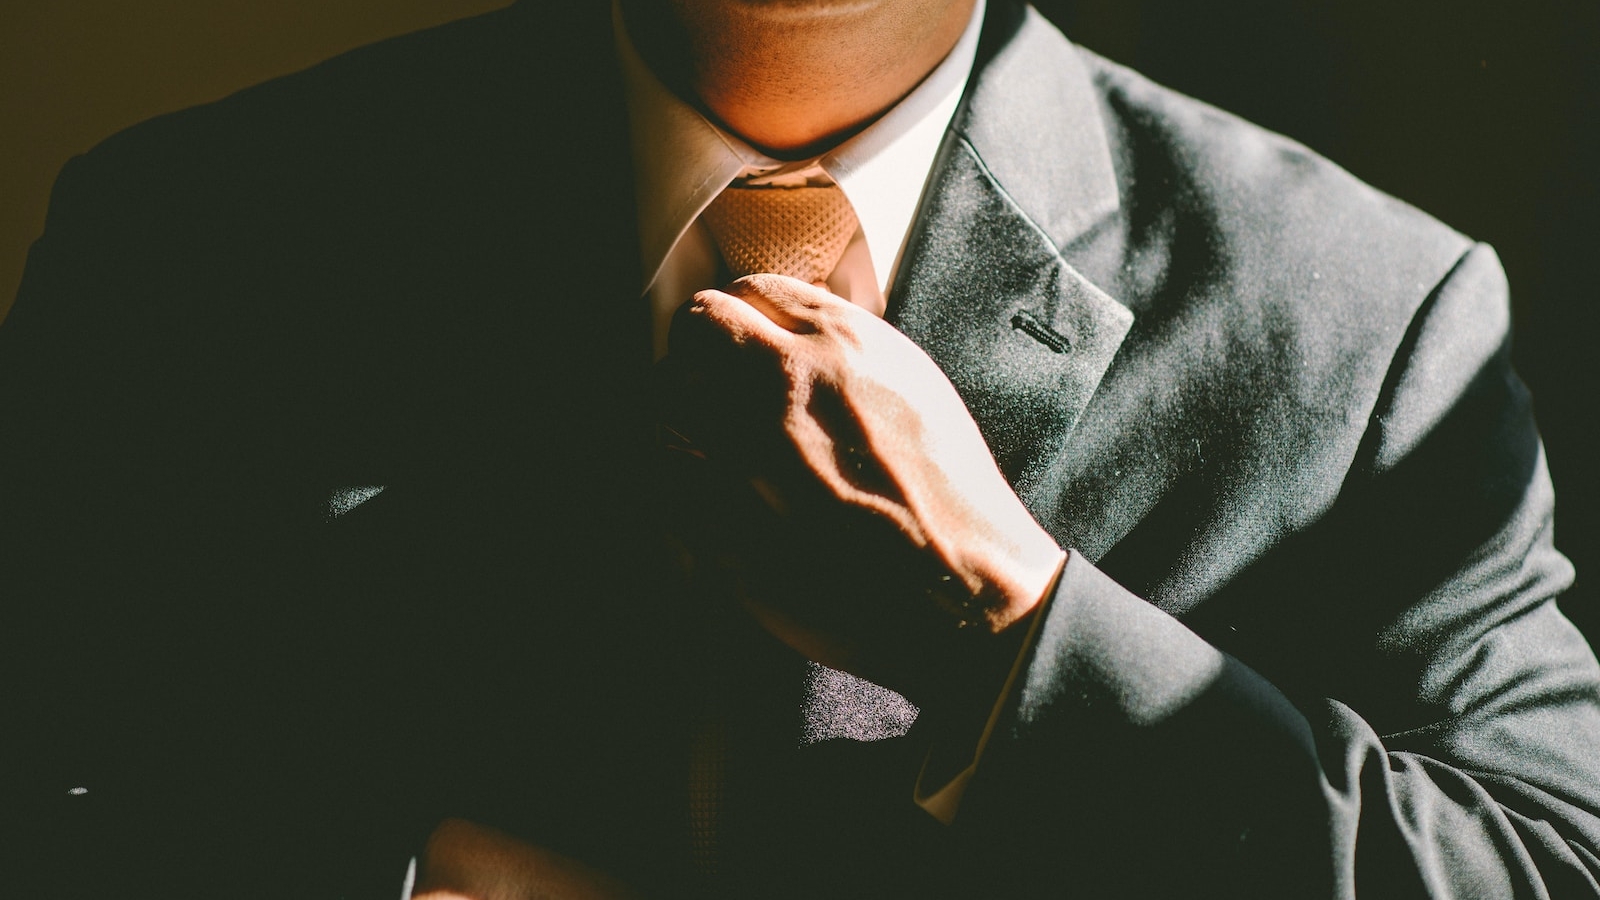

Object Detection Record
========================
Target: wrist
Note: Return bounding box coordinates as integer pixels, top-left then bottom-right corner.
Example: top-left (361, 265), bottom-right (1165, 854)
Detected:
top-left (952, 525), bottom-right (1065, 636)
top-left (985, 543), bottom-right (1068, 633)
top-left (914, 548), bottom-right (1062, 709)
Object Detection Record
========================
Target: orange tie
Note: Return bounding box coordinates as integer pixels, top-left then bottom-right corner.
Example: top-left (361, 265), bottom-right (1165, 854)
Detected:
top-left (701, 183), bottom-right (859, 284)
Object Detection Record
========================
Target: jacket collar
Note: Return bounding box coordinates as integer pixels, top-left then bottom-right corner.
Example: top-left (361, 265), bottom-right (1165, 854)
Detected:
top-left (888, 1), bottom-right (1131, 500)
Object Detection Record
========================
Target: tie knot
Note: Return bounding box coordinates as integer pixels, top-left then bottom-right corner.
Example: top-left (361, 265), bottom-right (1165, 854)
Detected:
top-left (701, 183), bottom-right (859, 285)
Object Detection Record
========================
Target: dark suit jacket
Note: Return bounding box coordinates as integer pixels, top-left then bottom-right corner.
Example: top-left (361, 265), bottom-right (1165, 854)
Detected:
top-left (5, 2), bottom-right (1599, 897)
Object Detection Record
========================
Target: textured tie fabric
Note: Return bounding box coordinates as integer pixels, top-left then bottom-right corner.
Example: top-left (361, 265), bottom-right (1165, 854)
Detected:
top-left (686, 716), bottom-right (727, 879)
top-left (684, 661), bottom-right (921, 884)
top-left (701, 183), bottom-right (860, 284)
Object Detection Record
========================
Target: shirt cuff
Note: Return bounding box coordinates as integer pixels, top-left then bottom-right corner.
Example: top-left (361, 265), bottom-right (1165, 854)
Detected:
top-left (911, 554), bottom-right (1064, 824)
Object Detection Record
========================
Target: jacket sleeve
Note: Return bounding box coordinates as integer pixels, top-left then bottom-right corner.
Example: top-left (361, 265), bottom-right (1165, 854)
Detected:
top-left (960, 244), bottom-right (1600, 898)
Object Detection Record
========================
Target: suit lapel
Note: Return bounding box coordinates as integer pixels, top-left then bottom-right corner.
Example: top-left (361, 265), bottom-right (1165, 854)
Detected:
top-left (888, 2), bottom-right (1131, 501)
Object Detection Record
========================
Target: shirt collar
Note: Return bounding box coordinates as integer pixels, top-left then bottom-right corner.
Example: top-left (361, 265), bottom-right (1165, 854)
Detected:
top-left (614, 0), bottom-right (987, 295)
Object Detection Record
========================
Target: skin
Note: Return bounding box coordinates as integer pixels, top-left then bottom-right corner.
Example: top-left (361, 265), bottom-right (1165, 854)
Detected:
top-left (413, 819), bottom-right (641, 900)
top-left (617, 0), bottom-right (978, 156)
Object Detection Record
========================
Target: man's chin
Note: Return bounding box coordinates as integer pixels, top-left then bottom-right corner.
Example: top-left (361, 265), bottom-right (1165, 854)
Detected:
top-left (685, 0), bottom-right (884, 19)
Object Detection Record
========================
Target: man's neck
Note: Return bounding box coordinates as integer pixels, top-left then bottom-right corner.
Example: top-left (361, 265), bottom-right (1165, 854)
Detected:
top-left (617, 0), bottom-right (977, 159)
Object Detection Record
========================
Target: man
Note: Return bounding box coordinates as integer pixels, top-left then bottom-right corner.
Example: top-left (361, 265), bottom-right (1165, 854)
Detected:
top-left (4, 1), bottom-right (1598, 898)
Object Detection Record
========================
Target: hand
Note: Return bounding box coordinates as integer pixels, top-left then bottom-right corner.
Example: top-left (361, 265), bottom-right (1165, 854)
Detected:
top-left (656, 274), bottom-right (1065, 703)
top-left (412, 818), bottom-right (641, 900)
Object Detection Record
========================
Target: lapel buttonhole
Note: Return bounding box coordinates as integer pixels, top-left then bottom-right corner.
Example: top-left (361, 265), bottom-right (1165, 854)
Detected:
top-left (1011, 309), bottom-right (1072, 353)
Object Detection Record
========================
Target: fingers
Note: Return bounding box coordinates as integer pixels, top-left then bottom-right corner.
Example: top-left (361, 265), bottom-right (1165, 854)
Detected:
top-left (694, 273), bottom-right (860, 341)
top-left (722, 273), bottom-right (831, 333)
top-left (415, 818), bottom-right (643, 900)
top-left (688, 286), bottom-right (794, 351)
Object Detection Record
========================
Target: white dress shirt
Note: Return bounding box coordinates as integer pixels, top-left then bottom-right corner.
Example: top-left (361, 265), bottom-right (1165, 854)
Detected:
top-left (613, 0), bottom-right (988, 359)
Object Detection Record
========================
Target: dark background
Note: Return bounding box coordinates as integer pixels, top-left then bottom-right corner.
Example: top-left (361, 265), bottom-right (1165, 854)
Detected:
top-left (5, 0), bottom-right (1598, 638)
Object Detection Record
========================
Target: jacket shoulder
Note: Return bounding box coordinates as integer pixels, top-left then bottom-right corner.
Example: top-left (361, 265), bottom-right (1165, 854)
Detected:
top-left (44, 2), bottom-right (604, 223)
top-left (1078, 47), bottom-right (1476, 318)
